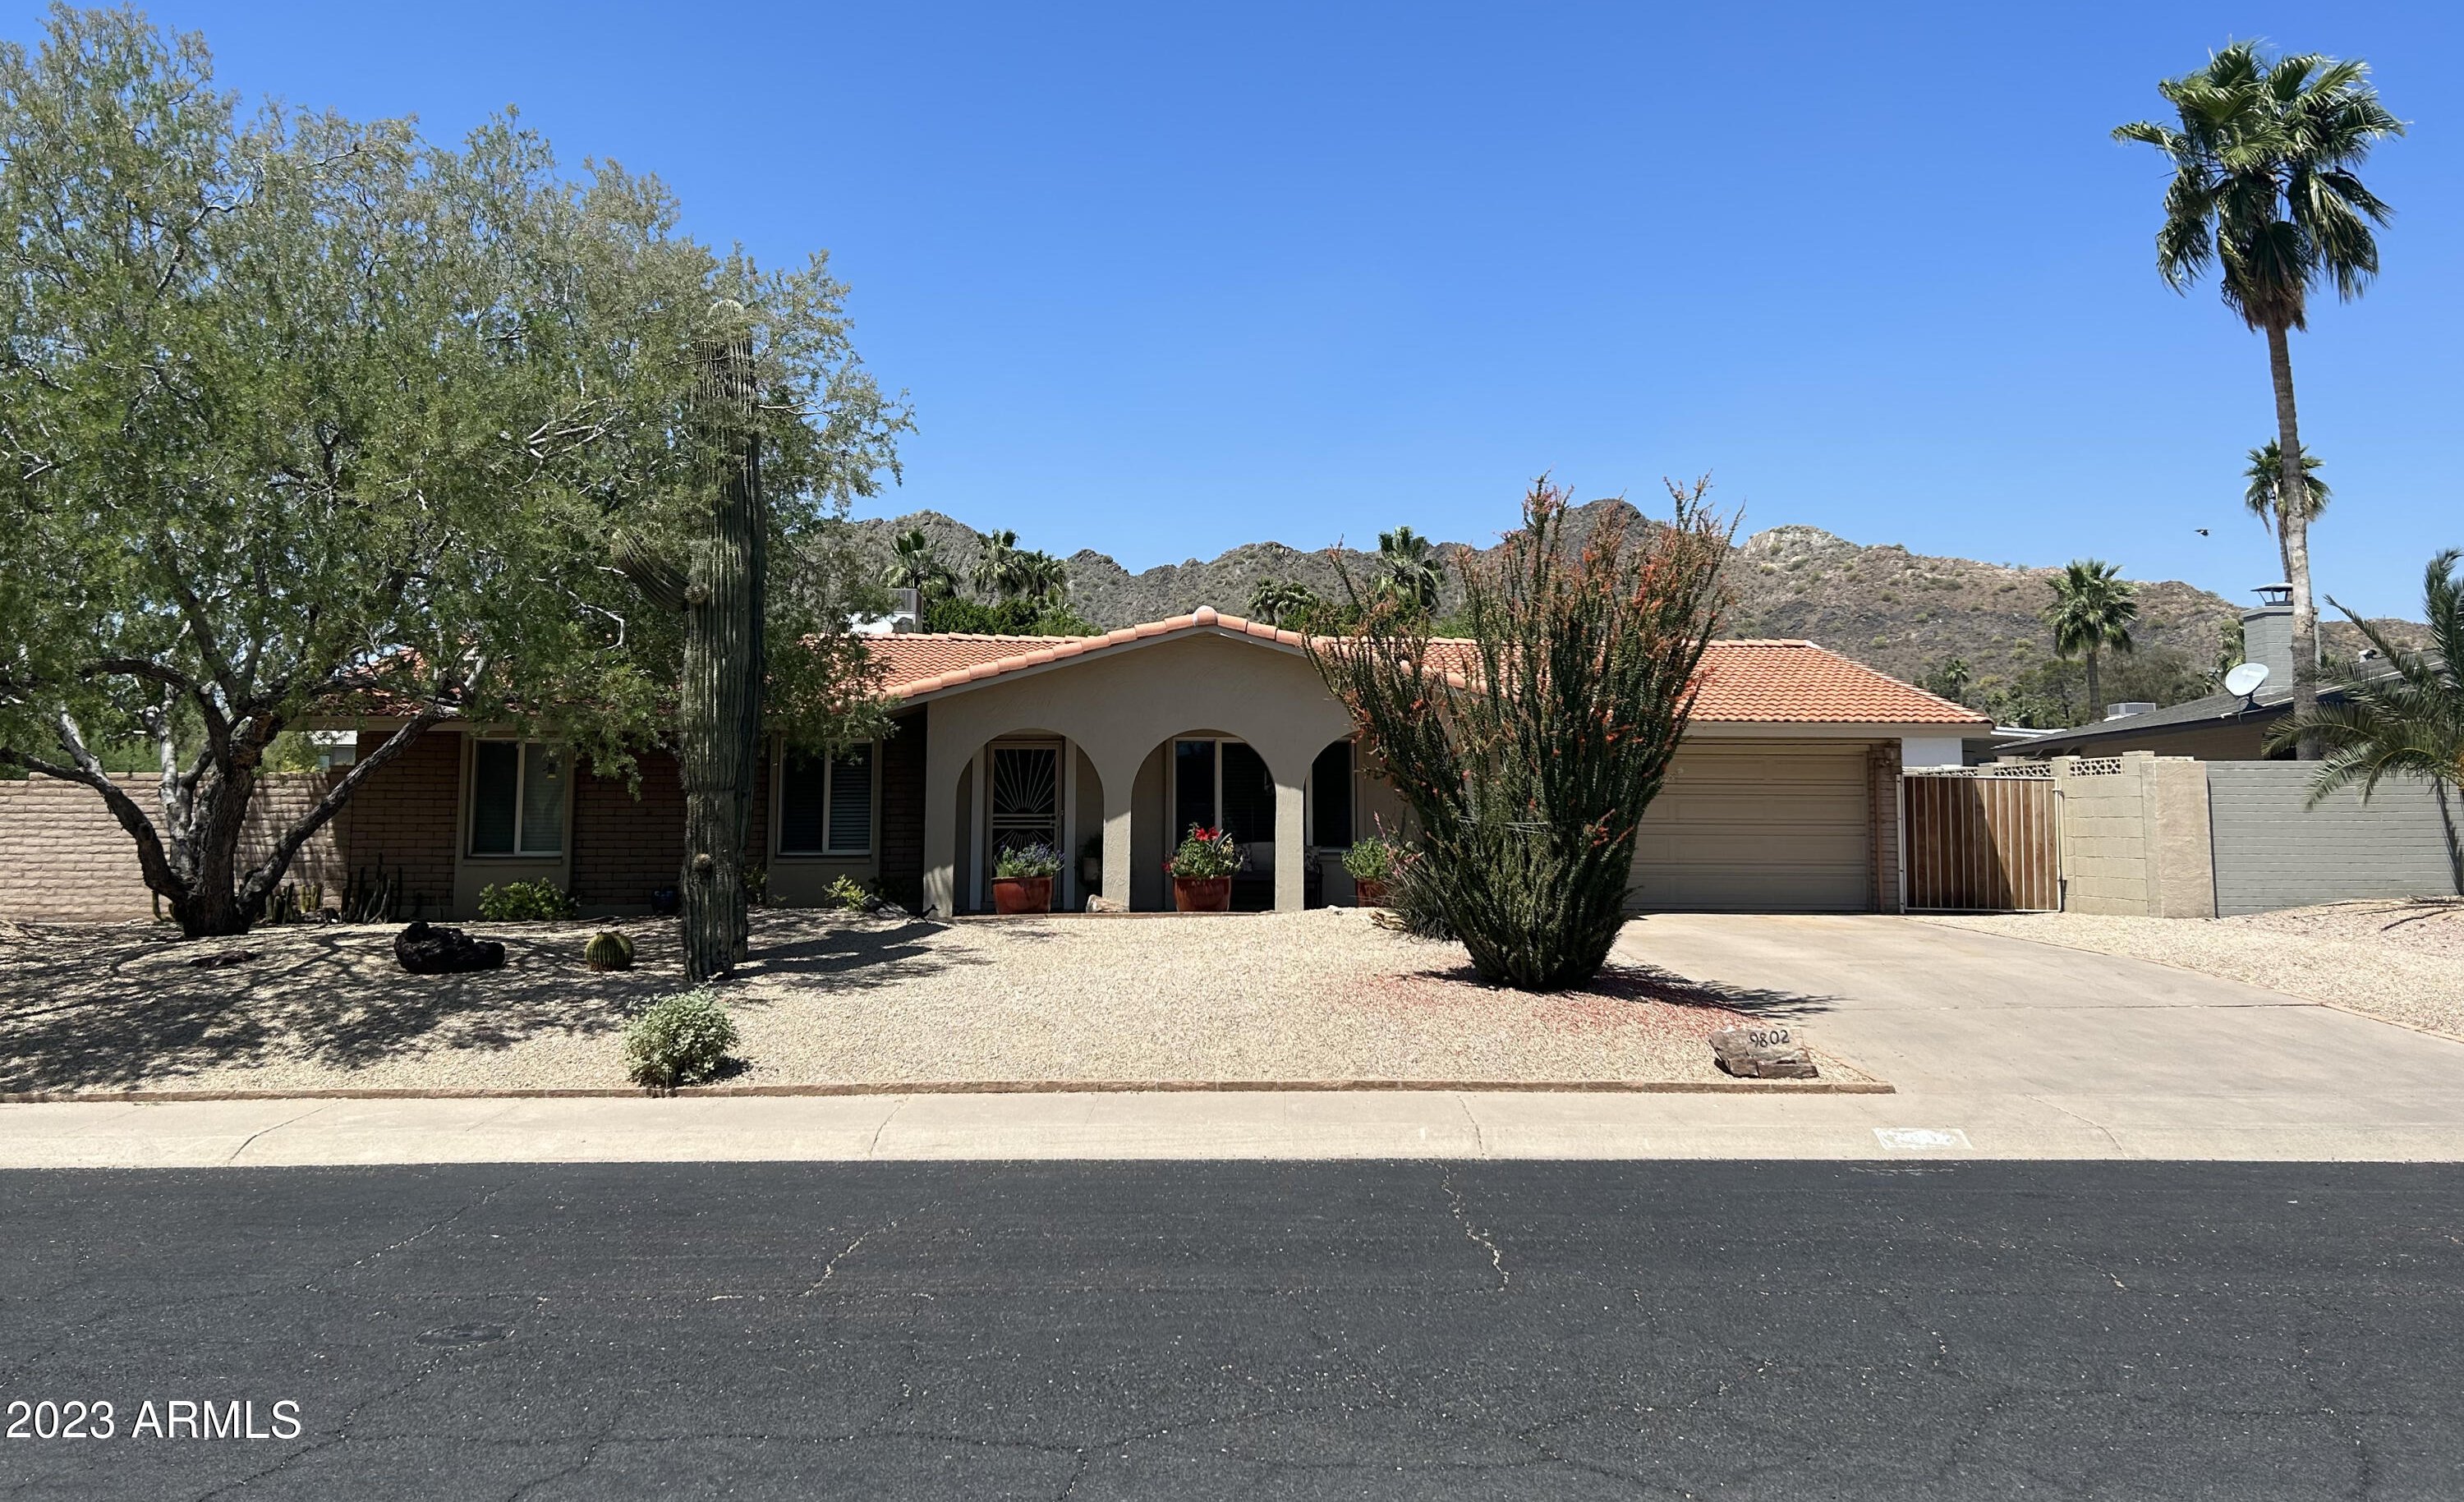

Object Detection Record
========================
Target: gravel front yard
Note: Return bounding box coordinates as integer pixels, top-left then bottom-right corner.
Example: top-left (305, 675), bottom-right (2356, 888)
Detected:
top-left (0, 910), bottom-right (1872, 1095)
top-left (1920, 899), bottom-right (2464, 1041)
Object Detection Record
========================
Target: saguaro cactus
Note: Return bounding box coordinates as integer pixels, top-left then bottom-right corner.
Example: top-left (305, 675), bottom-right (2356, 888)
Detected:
top-left (617, 304), bottom-right (767, 982)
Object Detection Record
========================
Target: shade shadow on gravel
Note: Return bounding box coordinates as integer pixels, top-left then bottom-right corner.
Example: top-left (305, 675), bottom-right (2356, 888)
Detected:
top-left (0, 911), bottom-right (963, 1092)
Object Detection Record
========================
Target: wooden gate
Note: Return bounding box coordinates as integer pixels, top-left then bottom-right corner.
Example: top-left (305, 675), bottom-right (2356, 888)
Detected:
top-left (1901, 769), bottom-right (2060, 912)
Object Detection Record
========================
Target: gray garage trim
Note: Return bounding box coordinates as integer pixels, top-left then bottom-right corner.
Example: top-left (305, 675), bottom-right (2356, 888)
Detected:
top-left (2207, 762), bottom-right (2463, 916)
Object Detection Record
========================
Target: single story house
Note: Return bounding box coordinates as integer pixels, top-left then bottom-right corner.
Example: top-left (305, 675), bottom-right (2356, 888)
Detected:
top-left (2020, 586), bottom-right (2401, 761)
top-left (323, 609), bottom-right (1986, 921)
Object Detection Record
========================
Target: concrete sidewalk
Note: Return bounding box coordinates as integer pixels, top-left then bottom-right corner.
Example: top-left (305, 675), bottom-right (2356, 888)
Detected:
top-left (7, 914), bottom-right (2464, 1166)
top-left (7, 1081), bottom-right (2464, 1166)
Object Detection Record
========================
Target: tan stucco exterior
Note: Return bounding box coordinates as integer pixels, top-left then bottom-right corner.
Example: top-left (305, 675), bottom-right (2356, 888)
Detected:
top-left (917, 629), bottom-right (1356, 916)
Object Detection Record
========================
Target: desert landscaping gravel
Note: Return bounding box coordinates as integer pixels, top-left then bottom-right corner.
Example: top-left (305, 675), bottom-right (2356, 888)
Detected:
top-left (1920, 899), bottom-right (2464, 1042)
top-left (0, 909), bottom-right (1869, 1095)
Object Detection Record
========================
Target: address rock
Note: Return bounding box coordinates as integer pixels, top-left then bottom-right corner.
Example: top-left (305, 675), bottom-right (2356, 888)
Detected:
top-left (1712, 1023), bottom-right (1818, 1079)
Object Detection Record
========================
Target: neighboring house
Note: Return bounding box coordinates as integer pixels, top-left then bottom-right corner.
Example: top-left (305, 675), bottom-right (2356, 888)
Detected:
top-left (0, 609), bottom-right (1987, 923)
top-left (2020, 585), bottom-right (2393, 760)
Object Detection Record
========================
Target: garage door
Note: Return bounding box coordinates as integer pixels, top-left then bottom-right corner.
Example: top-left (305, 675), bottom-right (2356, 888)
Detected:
top-left (1628, 742), bottom-right (1873, 912)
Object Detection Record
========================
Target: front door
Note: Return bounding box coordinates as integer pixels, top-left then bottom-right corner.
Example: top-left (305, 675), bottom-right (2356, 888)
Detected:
top-left (986, 743), bottom-right (1060, 892)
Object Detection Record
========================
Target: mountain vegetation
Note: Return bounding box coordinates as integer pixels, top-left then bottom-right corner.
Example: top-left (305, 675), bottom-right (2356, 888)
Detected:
top-left (848, 502), bottom-right (2421, 728)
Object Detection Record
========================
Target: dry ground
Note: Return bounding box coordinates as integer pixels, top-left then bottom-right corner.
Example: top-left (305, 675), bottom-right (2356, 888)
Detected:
top-left (1920, 898), bottom-right (2464, 1042)
top-left (0, 909), bottom-right (1868, 1095)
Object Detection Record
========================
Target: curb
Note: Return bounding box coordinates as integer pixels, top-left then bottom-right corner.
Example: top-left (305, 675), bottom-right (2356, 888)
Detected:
top-left (0, 1076), bottom-right (1894, 1105)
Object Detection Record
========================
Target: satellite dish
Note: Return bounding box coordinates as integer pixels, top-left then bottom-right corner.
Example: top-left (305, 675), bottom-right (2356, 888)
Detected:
top-left (2223, 661), bottom-right (2269, 697)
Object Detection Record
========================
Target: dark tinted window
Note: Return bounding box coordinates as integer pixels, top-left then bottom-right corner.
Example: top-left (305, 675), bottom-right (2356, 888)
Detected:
top-left (1311, 741), bottom-right (1354, 847)
top-left (471, 741), bottom-right (519, 854)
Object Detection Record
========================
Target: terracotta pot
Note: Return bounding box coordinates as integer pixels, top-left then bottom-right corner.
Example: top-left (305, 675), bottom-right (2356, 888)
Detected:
top-left (1353, 879), bottom-right (1390, 907)
top-left (990, 875), bottom-right (1052, 915)
top-left (1171, 875), bottom-right (1232, 912)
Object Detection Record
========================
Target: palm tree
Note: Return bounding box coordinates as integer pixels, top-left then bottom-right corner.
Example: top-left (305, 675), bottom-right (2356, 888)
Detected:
top-left (883, 527), bottom-right (955, 603)
top-left (2046, 559), bottom-right (2140, 718)
top-left (1011, 549), bottom-right (1069, 607)
top-left (1375, 526), bottom-right (1443, 613)
top-left (972, 528), bottom-right (1027, 600)
top-left (2116, 44), bottom-right (2403, 756)
top-left (1246, 577), bottom-right (1318, 627)
top-left (2273, 552), bottom-right (2464, 839)
top-left (2241, 439), bottom-right (2330, 542)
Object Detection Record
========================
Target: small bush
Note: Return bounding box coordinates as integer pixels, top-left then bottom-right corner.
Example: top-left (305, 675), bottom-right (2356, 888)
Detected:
top-left (995, 840), bottom-right (1060, 879)
top-left (476, 880), bottom-right (577, 921)
top-left (1373, 850), bottom-right (1459, 943)
top-left (582, 930), bottom-right (634, 971)
top-left (623, 988), bottom-right (738, 1090)
top-left (825, 875), bottom-right (874, 912)
top-left (1340, 834), bottom-right (1400, 884)
top-left (744, 863), bottom-right (770, 907)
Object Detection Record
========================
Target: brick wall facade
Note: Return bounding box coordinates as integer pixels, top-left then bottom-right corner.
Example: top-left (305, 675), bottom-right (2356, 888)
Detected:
top-left (0, 771), bottom-right (347, 922)
top-left (572, 751), bottom-right (687, 908)
top-left (330, 730), bottom-right (462, 920)
top-left (878, 710), bottom-right (927, 912)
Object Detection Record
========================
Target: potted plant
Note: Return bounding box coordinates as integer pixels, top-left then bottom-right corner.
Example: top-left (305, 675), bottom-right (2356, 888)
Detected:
top-left (1080, 834), bottom-right (1103, 888)
top-left (1165, 824), bottom-right (1243, 912)
top-left (1341, 834), bottom-right (1400, 906)
top-left (991, 840), bottom-right (1060, 915)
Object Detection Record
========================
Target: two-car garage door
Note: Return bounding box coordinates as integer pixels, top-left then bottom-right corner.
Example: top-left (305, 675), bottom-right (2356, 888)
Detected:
top-left (1627, 742), bottom-right (1874, 912)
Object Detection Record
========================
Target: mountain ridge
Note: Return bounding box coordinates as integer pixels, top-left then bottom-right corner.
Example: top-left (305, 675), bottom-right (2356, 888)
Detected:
top-left (847, 503), bottom-right (2418, 701)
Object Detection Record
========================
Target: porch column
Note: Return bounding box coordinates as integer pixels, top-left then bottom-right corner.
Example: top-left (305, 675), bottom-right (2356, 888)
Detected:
top-left (922, 740), bottom-right (966, 920)
top-left (1101, 768), bottom-right (1137, 911)
top-left (1273, 770), bottom-right (1306, 912)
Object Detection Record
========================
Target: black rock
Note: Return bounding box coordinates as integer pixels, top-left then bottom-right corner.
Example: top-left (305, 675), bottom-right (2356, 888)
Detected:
top-left (393, 921), bottom-right (506, 976)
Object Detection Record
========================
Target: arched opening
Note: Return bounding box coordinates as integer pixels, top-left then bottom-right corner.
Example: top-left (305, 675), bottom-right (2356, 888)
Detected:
top-left (947, 728), bottom-right (1104, 914)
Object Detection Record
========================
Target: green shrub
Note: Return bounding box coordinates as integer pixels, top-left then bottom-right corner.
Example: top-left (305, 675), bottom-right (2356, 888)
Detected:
top-left (476, 880), bottom-right (577, 921)
top-left (623, 989), bottom-right (738, 1089)
top-left (743, 863), bottom-right (770, 907)
top-left (825, 875), bottom-right (874, 912)
top-left (1340, 834), bottom-right (1400, 883)
top-left (1374, 849), bottom-right (1458, 942)
top-left (582, 930), bottom-right (634, 971)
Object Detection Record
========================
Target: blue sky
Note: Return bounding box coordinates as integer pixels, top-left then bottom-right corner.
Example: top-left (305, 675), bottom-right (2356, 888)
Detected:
top-left (30, 1), bottom-right (2462, 616)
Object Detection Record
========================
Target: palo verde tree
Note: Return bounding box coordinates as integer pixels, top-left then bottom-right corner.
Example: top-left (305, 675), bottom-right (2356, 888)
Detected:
top-left (0, 8), bottom-right (902, 941)
top-left (2116, 42), bottom-right (2402, 756)
top-left (1309, 479), bottom-right (1731, 990)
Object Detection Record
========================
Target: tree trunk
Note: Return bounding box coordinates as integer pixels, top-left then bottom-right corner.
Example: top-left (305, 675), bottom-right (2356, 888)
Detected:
top-left (2084, 651), bottom-right (2102, 723)
top-left (2264, 322), bottom-right (2321, 759)
top-left (675, 316), bottom-right (766, 983)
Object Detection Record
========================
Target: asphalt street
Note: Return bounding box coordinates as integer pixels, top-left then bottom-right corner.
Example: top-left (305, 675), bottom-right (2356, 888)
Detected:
top-left (2, 1160), bottom-right (2461, 1500)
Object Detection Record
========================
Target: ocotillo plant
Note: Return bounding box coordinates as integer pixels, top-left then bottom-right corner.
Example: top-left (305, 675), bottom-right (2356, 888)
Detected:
top-left (1308, 478), bottom-right (1731, 990)
top-left (616, 304), bottom-right (768, 982)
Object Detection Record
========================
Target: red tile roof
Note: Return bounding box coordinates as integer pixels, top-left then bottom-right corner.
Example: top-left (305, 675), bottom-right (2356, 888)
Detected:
top-left (862, 609), bottom-right (1984, 726)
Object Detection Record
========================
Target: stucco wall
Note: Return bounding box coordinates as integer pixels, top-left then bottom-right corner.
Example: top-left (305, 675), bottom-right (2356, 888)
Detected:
top-left (918, 630), bottom-right (1359, 915)
top-left (2043, 752), bottom-right (2215, 918)
top-left (0, 771), bottom-right (346, 922)
top-left (2208, 762), bottom-right (2462, 915)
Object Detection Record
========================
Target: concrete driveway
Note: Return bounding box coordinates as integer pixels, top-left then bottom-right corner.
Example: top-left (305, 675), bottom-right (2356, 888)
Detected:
top-left (1615, 912), bottom-right (2464, 1158)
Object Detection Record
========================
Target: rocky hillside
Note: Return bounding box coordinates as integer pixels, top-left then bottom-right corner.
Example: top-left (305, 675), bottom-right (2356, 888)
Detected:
top-left (848, 503), bottom-right (2416, 688)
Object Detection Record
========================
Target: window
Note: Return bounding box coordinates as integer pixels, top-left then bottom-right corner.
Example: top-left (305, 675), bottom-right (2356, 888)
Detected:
top-left (470, 741), bottom-right (567, 856)
top-left (1311, 741), bottom-right (1354, 847)
top-left (779, 742), bottom-right (876, 856)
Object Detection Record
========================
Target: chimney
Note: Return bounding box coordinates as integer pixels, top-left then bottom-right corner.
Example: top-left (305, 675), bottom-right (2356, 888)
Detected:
top-left (2236, 583), bottom-right (2298, 691)
top-left (888, 587), bottom-right (921, 633)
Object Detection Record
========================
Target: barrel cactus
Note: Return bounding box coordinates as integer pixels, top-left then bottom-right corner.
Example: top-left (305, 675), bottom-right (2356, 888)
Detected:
top-left (583, 930), bottom-right (635, 972)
